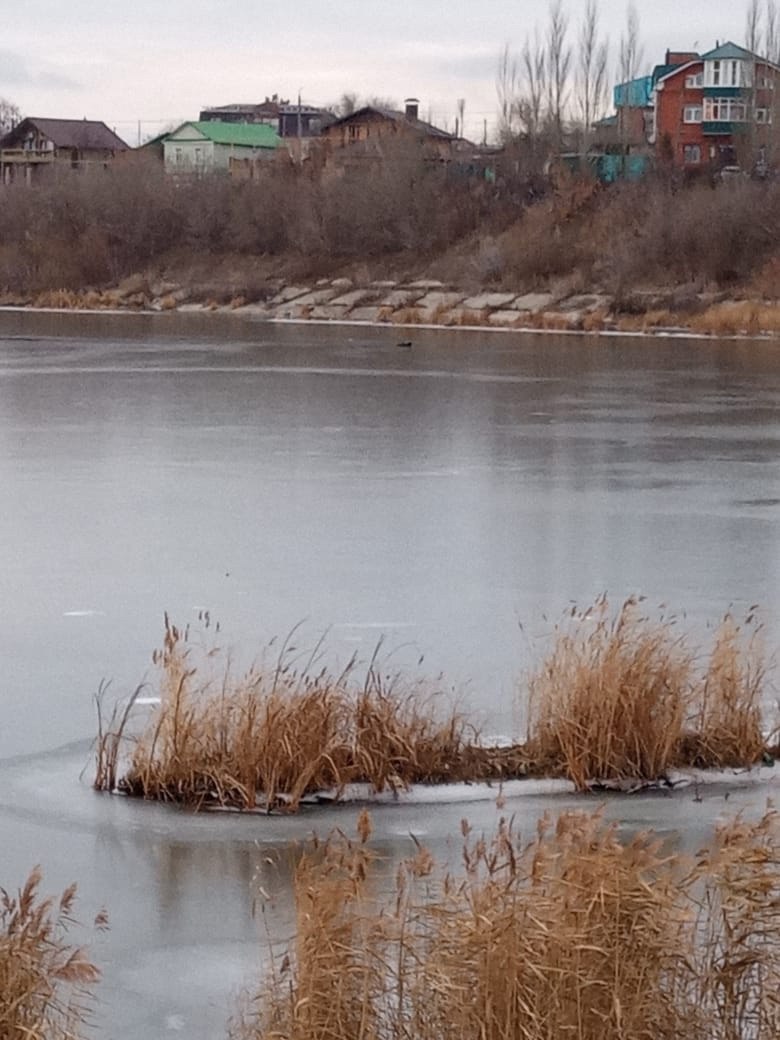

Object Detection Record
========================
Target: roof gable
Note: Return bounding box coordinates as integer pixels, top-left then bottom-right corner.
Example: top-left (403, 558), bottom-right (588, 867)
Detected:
top-left (166, 121), bottom-right (280, 148)
top-left (1, 117), bottom-right (128, 151)
top-left (327, 106), bottom-right (454, 140)
top-left (189, 121), bottom-right (279, 147)
top-left (701, 41), bottom-right (755, 61)
top-left (654, 59), bottom-right (702, 88)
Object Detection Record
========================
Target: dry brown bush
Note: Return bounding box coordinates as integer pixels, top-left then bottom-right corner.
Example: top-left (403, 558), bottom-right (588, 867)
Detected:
top-left (233, 807), bottom-right (780, 1040)
top-left (0, 869), bottom-right (103, 1040)
top-left (5, 160), bottom-right (780, 300)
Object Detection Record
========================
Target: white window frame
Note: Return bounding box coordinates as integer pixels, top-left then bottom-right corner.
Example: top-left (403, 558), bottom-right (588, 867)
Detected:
top-left (756, 107), bottom-right (772, 123)
top-left (709, 60), bottom-right (721, 86)
top-left (703, 97), bottom-right (749, 122)
top-left (685, 73), bottom-right (703, 88)
top-left (683, 105), bottom-right (703, 123)
top-left (683, 143), bottom-right (701, 164)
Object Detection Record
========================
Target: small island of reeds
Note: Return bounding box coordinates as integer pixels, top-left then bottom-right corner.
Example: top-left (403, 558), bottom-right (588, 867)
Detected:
top-left (94, 598), bottom-right (778, 811)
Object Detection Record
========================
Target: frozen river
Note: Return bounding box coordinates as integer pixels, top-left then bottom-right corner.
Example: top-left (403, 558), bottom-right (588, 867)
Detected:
top-left (0, 311), bottom-right (778, 1037)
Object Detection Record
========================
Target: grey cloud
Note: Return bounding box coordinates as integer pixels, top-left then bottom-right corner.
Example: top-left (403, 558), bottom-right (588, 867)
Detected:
top-left (0, 49), bottom-right (80, 90)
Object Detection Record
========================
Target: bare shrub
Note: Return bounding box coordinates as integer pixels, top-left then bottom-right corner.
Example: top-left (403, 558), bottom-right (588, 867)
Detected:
top-left (0, 869), bottom-right (103, 1040)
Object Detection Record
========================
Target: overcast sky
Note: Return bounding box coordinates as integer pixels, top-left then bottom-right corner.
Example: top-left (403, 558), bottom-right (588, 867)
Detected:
top-left (1, 1), bottom-right (756, 145)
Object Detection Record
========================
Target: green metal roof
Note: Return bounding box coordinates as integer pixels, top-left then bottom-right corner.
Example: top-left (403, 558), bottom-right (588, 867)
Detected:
top-left (701, 41), bottom-right (755, 61)
top-left (173, 121), bottom-right (280, 148)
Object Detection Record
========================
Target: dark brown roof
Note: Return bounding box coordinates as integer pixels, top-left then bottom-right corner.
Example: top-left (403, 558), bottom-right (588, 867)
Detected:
top-left (327, 106), bottom-right (455, 140)
top-left (1, 117), bottom-right (128, 151)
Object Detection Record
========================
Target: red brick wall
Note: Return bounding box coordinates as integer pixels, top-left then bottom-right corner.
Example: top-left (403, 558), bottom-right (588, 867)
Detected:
top-left (655, 62), bottom-right (705, 165)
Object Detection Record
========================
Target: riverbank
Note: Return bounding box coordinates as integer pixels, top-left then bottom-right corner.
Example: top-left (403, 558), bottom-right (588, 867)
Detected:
top-left (4, 273), bottom-right (780, 340)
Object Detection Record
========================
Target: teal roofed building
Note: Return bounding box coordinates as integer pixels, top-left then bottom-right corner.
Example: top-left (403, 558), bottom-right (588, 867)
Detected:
top-left (162, 121), bottom-right (280, 175)
top-left (613, 75), bottom-right (653, 109)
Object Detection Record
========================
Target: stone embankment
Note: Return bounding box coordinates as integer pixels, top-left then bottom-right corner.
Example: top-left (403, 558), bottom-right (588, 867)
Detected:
top-left (5, 275), bottom-right (780, 337)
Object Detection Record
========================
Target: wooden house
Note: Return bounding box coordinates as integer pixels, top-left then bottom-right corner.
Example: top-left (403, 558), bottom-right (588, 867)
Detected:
top-left (0, 117), bottom-right (128, 184)
top-left (319, 99), bottom-right (461, 164)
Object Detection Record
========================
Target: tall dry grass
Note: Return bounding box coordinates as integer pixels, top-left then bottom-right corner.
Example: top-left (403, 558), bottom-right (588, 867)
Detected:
top-left (527, 598), bottom-right (772, 788)
top-left (684, 613), bottom-right (768, 767)
top-left (0, 868), bottom-right (104, 1040)
top-left (95, 604), bottom-right (775, 809)
top-left (527, 596), bottom-right (693, 787)
top-left (233, 807), bottom-right (780, 1040)
top-left (95, 615), bottom-right (492, 810)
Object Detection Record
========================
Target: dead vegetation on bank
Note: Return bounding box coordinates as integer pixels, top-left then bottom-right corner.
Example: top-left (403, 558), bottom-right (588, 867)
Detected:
top-left (0, 869), bottom-right (104, 1040)
top-left (94, 600), bottom-right (777, 810)
top-left (6, 153), bottom-right (780, 318)
top-left (231, 806), bottom-right (780, 1040)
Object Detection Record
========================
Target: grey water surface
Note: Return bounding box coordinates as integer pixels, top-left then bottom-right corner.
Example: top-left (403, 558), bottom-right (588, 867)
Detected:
top-left (0, 311), bottom-right (778, 1039)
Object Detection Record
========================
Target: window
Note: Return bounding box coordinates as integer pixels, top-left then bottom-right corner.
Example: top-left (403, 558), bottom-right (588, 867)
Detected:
top-left (683, 105), bottom-right (703, 123)
top-left (683, 144), bottom-right (701, 164)
top-left (756, 107), bottom-right (772, 123)
top-left (175, 147), bottom-right (183, 164)
top-left (728, 60), bottom-right (739, 85)
top-left (685, 73), bottom-right (703, 88)
top-left (348, 124), bottom-right (360, 140)
top-left (703, 98), bottom-right (748, 121)
top-left (758, 76), bottom-right (774, 89)
top-left (711, 60), bottom-right (721, 85)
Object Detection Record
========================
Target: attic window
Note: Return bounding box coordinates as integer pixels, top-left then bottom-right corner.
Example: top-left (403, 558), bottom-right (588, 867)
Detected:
top-left (685, 73), bottom-right (703, 88)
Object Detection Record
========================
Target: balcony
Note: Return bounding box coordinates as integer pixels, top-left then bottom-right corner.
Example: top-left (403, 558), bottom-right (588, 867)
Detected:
top-left (0, 147), bottom-right (56, 164)
top-left (702, 121), bottom-right (748, 135)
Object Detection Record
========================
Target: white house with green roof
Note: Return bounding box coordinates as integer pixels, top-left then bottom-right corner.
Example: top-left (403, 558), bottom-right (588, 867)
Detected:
top-left (162, 121), bottom-right (280, 174)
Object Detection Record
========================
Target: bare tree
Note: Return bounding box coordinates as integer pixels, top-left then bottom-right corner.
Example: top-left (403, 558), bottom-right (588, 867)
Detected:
top-left (577, 0), bottom-right (609, 149)
top-left (456, 98), bottom-right (465, 139)
top-left (546, 0), bottom-right (572, 147)
top-left (618, 2), bottom-right (644, 86)
top-left (746, 0), bottom-right (763, 54)
top-left (496, 43), bottom-right (520, 142)
top-left (765, 1), bottom-right (779, 61)
top-left (520, 28), bottom-right (548, 139)
top-left (0, 97), bottom-right (22, 136)
top-left (337, 92), bottom-right (359, 117)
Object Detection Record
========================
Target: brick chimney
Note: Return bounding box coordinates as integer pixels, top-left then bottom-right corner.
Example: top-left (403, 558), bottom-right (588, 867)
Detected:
top-left (404, 98), bottom-right (419, 121)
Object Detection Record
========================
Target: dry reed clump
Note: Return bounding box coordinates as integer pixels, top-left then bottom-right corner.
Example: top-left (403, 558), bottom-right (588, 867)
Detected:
top-left (0, 868), bottom-right (104, 1040)
top-left (682, 613), bottom-right (768, 768)
top-left (527, 598), bottom-right (772, 788)
top-left (527, 596), bottom-right (693, 788)
top-left (95, 616), bottom-right (490, 811)
top-left (688, 300), bottom-right (780, 336)
top-left (233, 807), bottom-right (780, 1040)
top-left (95, 604), bottom-right (775, 810)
